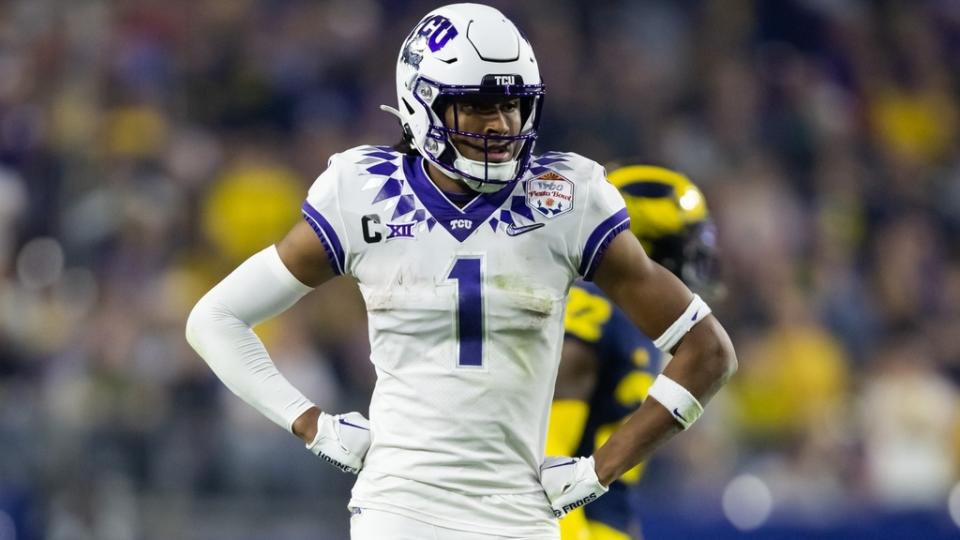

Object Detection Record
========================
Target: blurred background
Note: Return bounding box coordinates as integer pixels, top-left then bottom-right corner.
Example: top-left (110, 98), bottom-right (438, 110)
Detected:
top-left (0, 0), bottom-right (958, 538)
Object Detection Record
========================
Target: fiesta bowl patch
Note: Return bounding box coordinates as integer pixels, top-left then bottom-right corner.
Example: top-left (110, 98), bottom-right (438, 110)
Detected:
top-left (526, 172), bottom-right (574, 218)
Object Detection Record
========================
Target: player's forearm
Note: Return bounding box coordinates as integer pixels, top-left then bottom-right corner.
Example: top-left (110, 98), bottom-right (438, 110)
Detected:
top-left (592, 398), bottom-right (680, 486)
top-left (185, 246), bottom-right (317, 433)
top-left (592, 317), bottom-right (736, 485)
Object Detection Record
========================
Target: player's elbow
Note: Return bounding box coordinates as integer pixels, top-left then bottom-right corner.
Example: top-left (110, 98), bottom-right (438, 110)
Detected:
top-left (679, 316), bottom-right (737, 391)
top-left (185, 294), bottom-right (226, 354)
top-left (700, 317), bottom-right (737, 386)
top-left (184, 297), bottom-right (210, 353)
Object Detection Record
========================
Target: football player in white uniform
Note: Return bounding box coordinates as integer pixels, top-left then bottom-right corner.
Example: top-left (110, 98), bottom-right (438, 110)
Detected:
top-left (186, 4), bottom-right (737, 539)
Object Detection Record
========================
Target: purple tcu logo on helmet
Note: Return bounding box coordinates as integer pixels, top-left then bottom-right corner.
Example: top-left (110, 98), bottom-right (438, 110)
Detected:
top-left (402, 16), bottom-right (457, 69)
top-left (418, 15), bottom-right (458, 52)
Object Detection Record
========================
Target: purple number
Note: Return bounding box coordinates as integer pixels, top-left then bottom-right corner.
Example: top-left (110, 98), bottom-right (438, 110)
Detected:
top-left (447, 257), bottom-right (483, 367)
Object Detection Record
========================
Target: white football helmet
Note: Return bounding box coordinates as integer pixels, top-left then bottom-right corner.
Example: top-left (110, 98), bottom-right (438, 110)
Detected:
top-left (382, 3), bottom-right (545, 193)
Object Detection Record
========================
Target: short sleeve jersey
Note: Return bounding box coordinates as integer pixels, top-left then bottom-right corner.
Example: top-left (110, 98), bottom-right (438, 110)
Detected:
top-left (303, 147), bottom-right (628, 536)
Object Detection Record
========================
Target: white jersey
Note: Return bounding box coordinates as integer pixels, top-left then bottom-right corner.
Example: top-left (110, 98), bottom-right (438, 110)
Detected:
top-left (303, 146), bottom-right (628, 537)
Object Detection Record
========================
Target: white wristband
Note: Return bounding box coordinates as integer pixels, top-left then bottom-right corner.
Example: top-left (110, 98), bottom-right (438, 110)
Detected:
top-left (647, 374), bottom-right (703, 429)
top-left (653, 294), bottom-right (711, 353)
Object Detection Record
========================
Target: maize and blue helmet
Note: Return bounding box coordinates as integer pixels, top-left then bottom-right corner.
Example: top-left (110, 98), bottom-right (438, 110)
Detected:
top-left (607, 165), bottom-right (722, 295)
top-left (383, 3), bottom-right (545, 193)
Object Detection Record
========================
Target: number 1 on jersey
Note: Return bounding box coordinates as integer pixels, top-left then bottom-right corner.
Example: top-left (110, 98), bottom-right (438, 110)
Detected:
top-left (447, 256), bottom-right (484, 367)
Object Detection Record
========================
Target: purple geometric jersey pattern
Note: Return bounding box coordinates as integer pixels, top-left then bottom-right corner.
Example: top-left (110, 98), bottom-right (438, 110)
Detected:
top-left (352, 148), bottom-right (582, 241)
top-left (526, 151), bottom-right (577, 177)
top-left (482, 152), bottom-right (579, 233)
top-left (353, 146), bottom-right (437, 230)
top-left (402, 155), bottom-right (516, 242)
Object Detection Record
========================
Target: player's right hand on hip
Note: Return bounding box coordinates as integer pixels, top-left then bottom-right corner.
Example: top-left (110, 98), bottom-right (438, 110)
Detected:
top-left (540, 456), bottom-right (608, 518)
top-left (306, 411), bottom-right (371, 474)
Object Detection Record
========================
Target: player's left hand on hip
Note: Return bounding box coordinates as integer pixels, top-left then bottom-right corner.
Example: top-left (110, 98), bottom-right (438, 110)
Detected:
top-left (540, 455), bottom-right (608, 518)
top-left (306, 411), bottom-right (371, 474)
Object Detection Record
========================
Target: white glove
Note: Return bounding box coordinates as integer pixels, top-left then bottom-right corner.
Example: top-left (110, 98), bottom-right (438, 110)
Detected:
top-left (540, 456), bottom-right (609, 518)
top-left (306, 411), bottom-right (371, 474)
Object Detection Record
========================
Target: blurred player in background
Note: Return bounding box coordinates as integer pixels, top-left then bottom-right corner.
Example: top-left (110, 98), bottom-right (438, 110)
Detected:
top-left (186, 4), bottom-right (736, 539)
top-left (548, 165), bottom-right (721, 540)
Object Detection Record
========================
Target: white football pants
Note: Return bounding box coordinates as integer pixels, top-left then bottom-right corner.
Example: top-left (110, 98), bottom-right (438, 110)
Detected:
top-left (350, 507), bottom-right (558, 540)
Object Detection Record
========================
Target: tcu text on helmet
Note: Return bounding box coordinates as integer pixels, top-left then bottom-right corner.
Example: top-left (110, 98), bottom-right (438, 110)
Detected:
top-left (417, 15), bottom-right (458, 52)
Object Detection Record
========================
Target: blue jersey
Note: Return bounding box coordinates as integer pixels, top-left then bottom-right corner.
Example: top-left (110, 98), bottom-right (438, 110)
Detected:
top-left (563, 281), bottom-right (664, 533)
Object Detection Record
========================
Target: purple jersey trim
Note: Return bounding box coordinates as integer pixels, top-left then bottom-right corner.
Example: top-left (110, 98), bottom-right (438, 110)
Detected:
top-left (580, 208), bottom-right (630, 281)
top-left (402, 155), bottom-right (516, 242)
top-left (301, 201), bottom-right (345, 276)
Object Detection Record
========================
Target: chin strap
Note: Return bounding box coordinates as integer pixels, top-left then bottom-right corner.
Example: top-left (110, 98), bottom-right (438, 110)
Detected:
top-left (455, 157), bottom-right (518, 193)
top-left (445, 141), bottom-right (517, 193)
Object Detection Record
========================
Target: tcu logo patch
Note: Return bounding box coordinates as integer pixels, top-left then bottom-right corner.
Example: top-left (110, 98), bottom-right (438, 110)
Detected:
top-left (526, 172), bottom-right (574, 218)
top-left (450, 219), bottom-right (473, 230)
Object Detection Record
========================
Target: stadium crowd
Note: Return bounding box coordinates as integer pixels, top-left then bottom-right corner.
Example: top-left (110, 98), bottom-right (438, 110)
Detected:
top-left (0, 0), bottom-right (958, 538)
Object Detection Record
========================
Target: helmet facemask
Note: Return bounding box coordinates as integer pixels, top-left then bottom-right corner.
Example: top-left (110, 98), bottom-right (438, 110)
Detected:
top-left (413, 76), bottom-right (544, 193)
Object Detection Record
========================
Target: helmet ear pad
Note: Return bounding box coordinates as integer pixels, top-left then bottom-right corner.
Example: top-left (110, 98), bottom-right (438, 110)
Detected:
top-left (426, 96), bottom-right (458, 173)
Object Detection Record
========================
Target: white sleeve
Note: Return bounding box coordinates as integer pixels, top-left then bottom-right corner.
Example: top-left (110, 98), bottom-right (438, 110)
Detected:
top-left (185, 245), bottom-right (316, 432)
top-left (576, 163), bottom-right (630, 280)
